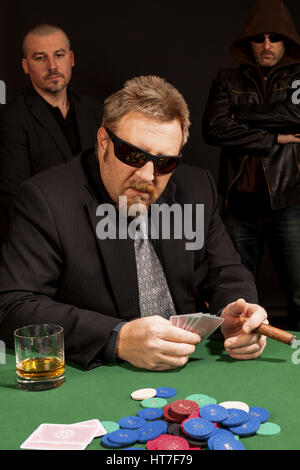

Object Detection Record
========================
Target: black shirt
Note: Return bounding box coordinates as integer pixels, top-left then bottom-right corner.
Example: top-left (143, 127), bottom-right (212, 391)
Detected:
top-left (43, 92), bottom-right (81, 156)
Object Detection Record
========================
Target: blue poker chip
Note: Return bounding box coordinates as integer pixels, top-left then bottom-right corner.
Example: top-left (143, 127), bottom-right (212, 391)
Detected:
top-left (207, 429), bottom-right (236, 450)
top-left (249, 406), bottom-right (270, 423)
top-left (183, 418), bottom-right (216, 440)
top-left (228, 415), bottom-right (261, 436)
top-left (199, 404), bottom-right (229, 423)
top-left (118, 416), bottom-right (147, 429)
top-left (108, 429), bottom-right (139, 446)
top-left (138, 420), bottom-right (168, 443)
top-left (156, 387), bottom-right (177, 398)
top-left (213, 436), bottom-right (246, 450)
top-left (221, 408), bottom-right (249, 427)
top-left (101, 434), bottom-right (123, 448)
top-left (138, 408), bottom-right (164, 420)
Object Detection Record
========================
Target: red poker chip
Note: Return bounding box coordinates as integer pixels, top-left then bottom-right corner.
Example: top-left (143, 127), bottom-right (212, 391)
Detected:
top-left (190, 447), bottom-right (201, 450)
top-left (145, 434), bottom-right (169, 450)
top-left (163, 404), bottom-right (180, 423)
top-left (169, 400), bottom-right (199, 421)
top-left (156, 435), bottom-right (190, 451)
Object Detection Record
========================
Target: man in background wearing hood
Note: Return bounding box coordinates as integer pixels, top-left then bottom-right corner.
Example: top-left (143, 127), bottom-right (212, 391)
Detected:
top-left (203, 0), bottom-right (300, 331)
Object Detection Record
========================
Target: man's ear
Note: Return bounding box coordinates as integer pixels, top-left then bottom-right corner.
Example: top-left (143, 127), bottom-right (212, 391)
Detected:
top-left (70, 50), bottom-right (75, 67)
top-left (97, 126), bottom-right (110, 163)
top-left (22, 58), bottom-right (29, 75)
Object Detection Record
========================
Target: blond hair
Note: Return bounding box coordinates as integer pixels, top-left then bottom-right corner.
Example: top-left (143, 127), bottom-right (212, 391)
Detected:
top-left (102, 75), bottom-right (190, 148)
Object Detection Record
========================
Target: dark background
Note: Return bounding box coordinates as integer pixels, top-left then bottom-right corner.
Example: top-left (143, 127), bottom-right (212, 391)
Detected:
top-left (2, 0), bottom-right (300, 325)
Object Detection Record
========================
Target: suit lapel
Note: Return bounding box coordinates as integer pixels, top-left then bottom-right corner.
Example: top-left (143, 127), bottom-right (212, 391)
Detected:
top-left (82, 151), bottom-right (140, 319)
top-left (85, 197), bottom-right (140, 320)
top-left (25, 87), bottom-right (73, 161)
top-left (154, 182), bottom-right (196, 315)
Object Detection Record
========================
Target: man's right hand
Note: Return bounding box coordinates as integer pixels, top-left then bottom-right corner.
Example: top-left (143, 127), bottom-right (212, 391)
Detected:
top-left (277, 134), bottom-right (300, 144)
top-left (116, 315), bottom-right (201, 371)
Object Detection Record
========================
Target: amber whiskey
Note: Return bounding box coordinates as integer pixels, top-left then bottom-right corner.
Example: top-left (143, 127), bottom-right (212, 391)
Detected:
top-left (17, 356), bottom-right (65, 380)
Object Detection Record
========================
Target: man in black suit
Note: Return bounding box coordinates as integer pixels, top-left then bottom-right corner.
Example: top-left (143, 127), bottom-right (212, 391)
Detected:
top-left (0, 24), bottom-right (103, 246)
top-left (0, 76), bottom-right (267, 371)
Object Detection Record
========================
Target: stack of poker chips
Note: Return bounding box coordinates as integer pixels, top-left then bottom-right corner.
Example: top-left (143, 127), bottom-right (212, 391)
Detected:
top-left (100, 388), bottom-right (281, 450)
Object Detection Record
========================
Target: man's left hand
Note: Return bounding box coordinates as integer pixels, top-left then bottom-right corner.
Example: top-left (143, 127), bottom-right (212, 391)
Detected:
top-left (221, 298), bottom-right (268, 360)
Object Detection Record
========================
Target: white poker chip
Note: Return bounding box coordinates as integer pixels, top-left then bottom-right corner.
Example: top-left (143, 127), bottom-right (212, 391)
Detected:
top-left (131, 388), bottom-right (157, 401)
top-left (218, 401), bottom-right (250, 413)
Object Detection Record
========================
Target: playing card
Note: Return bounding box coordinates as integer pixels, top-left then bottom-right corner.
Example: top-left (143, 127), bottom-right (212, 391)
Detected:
top-left (170, 313), bottom-right (224, 339)
top-left (20, 423), bottom-right (99, 450)
top-left (194, 314), bottom-right (224, 339)
top-left (73, 419), bottom-right (107, 437)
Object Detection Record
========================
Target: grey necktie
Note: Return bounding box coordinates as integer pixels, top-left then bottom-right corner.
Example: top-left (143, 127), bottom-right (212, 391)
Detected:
top-left (134, 215), bottom-right (176, 318)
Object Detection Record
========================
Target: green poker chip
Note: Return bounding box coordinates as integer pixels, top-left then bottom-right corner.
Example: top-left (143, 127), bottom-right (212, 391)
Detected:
top-left (185, 394), bottom-right (217, 407)
top-left (257, 422), bottom-right (281, 436)
top-left (101, 421), bottom-right (120, 433)
top-left (141, 397), bottom-right (168, 408)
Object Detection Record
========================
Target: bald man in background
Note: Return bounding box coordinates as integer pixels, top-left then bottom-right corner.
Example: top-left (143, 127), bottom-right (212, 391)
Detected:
top-left (0, 24), bottom-right (103, 248)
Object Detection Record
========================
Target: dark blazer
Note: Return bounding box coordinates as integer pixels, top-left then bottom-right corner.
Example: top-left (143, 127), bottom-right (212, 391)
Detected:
top-left (0, 151), bottom-right (258, 369)
top-left (0, 86), bottom-right (103, 246)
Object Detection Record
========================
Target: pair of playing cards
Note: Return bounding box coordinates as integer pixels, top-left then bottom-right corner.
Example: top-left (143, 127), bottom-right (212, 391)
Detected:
top-left (20, 419), bottom-right (107, 450)
top-left (170, 313), bottom-right (224, 340)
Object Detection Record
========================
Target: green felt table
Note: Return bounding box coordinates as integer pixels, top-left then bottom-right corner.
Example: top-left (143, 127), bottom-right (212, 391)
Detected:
top-left (1, 335), bottom-right (300, 451)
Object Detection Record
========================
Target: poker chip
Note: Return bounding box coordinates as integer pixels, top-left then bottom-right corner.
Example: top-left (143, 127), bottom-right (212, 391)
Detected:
top-left (138, 408), bottom-right (163, 420)
top-left (179, 427), bottom-right (208, 448)
top-left (163, 404), bottom-right (180, 422)
top-left (156, 435), bottom-right (190, 450)
top-left (183, 418), bottom-right (216, 440)
top-left (212, 436), bottom-right (246, 451)
top-left (100, 388), bottom-right (281, 451)
top-left (167, 421), bottom-right (181, 434)
top-left (228, 415), bottom-right (261, 436)
top-left (187, 410), bottom-right (200, 419)
top-left (256, 422), bottom-right (281, 436)
top-left (185, 394), bottom-right (217, 407)
top-left (108, 429), bottom-right (139, 446)
top-left (101, 434), bottom-right (123, 448)
top-left (118, 416), bottom-right (146, 430)
top-left (175, 418), bottom-right (207, 448)
top-left (131, 388), bottom-right (157, 400)
top-left (141, 397), bottom-right (168, 408)
top-left (199, 404), bottom-right (229, 423)
top-left (101, 421), bottom-right (120, 433)
top-left (221, 408), bottom-right (249, 427)
top-left (138, 420), bottom-right (168, 443)
top-left (219, 401), bottom-right (250, 413)
top-left (145, 434), bottom-right (169, 450)
top-left (169, 400), bottom-right (199, 421)
top-left (207, 429), bottom-right (237, 450)
top-left (156, 387), bottom-right (177, 398)
top-left (249, 407), bottom-right (270, 424)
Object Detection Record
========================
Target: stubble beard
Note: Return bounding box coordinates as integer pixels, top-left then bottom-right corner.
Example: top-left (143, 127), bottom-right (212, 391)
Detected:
top-left (43, 72), bottom-right (67, 94)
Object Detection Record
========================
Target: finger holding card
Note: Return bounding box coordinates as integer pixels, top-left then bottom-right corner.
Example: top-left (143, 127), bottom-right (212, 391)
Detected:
top-left (170, 313), bottom-right (224, 340)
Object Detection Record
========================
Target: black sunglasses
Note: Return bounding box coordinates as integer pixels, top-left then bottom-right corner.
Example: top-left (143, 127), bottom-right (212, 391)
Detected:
top-left (251, 33), bottom-right (283, 44)
top-left (104, 127), bottom-right (181, 175)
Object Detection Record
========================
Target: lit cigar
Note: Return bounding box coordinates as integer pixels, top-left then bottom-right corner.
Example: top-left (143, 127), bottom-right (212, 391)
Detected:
top-left (238, 315), bottom-right (296, 345)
